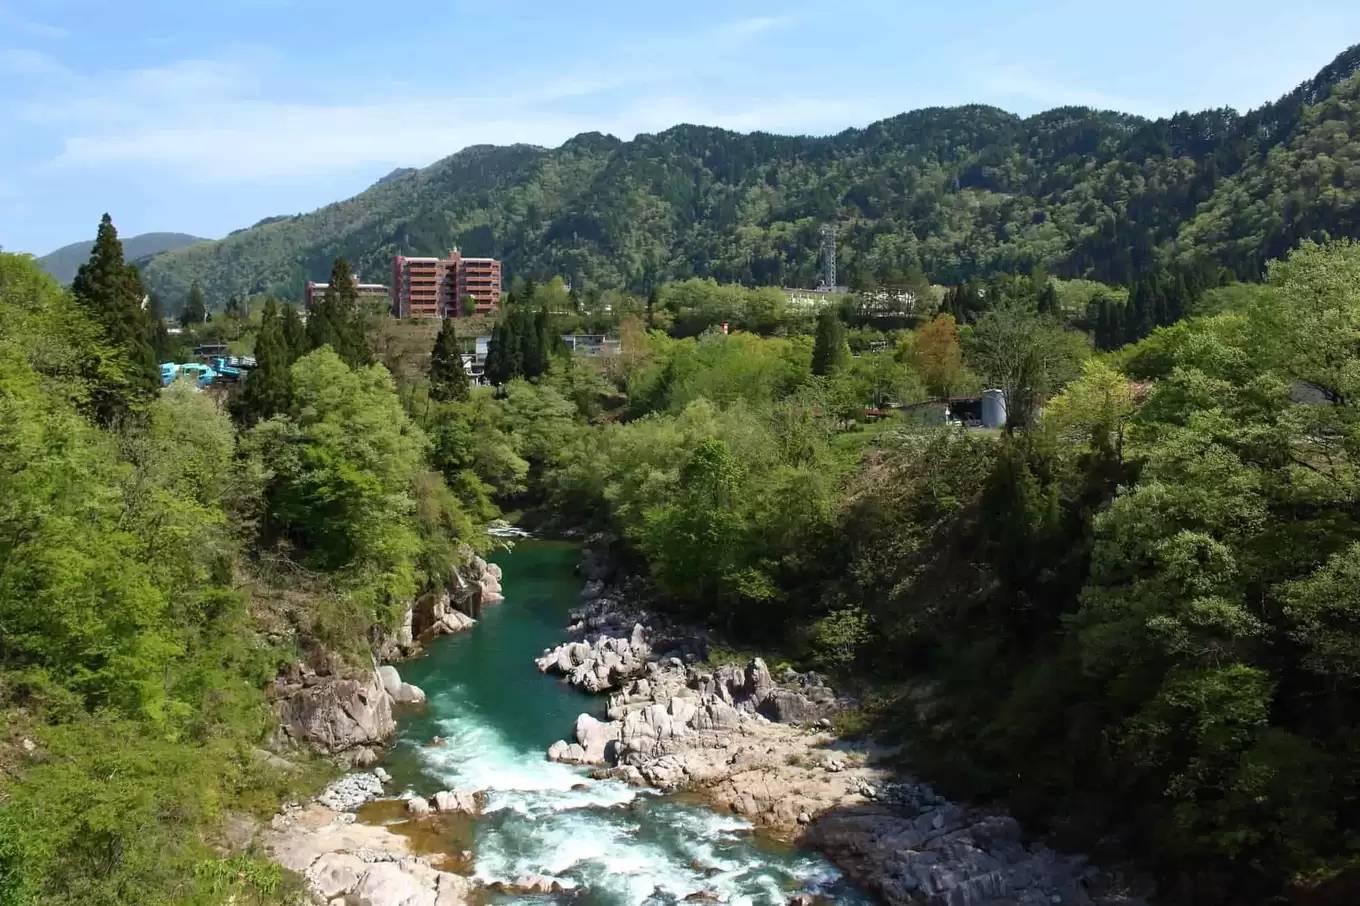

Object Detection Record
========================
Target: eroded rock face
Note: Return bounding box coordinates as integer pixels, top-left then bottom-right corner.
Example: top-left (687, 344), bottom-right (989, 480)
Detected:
top-left (412, 589), bottom-right (478, 640)
top-left (432, 789), bottom-right (485, 815)
top-left (535, 624), bottom-right (652, 693)
top-left (278, 670), bottom-right (396, 754)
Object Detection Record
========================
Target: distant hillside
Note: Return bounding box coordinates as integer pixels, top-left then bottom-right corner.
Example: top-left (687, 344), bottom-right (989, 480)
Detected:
top-left (41, 232), bottom-right (209, 285)
top-left (141, 44), bottom-right (1360, 305)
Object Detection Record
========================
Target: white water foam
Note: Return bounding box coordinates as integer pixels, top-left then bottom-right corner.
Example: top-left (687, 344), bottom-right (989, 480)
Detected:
top-left (408, 683), bottom-right (865, 904)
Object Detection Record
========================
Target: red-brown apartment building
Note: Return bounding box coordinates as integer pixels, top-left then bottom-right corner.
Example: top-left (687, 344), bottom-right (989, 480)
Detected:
top-left (391, 249), bottom-right (503, 318)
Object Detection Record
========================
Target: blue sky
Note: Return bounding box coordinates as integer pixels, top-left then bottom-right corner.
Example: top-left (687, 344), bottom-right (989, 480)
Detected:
top-left (3, 0), bottom-right (1358, 256)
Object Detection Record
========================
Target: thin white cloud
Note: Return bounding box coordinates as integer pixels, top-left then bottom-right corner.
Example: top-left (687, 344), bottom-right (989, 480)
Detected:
top-left (0, 4), bottom-right (68, 39)
top-left (19, 16), bottom-right (851, 184)
top-left (0, 46), bottom-right (69, 76)
top-left (967, 61), bottom-right (1153, 115)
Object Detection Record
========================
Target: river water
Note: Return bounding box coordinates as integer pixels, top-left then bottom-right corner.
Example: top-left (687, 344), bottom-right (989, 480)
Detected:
top-left (377, 541), bottom-right (872, 905)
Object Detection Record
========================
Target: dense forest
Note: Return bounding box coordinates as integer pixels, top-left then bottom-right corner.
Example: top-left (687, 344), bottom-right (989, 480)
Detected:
top-left (0, 223), bottom-right (489, 905)
top-left (7, 41), bottom-right (1360, 906)
top-left (476, 240), bottom-right (1360, 905)
top-left (11, 189), bottom-right (1360, 904)
top-left (138, 44), bottom-right (1359, 307)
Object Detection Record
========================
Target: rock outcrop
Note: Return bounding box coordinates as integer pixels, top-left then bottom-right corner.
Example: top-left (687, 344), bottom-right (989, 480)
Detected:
top-left (277, 670), bottom-right (396, 754)
top-left (377, 665), bottom-right (428, 706)
top-left (535, 625), bottom-right (653, 693)
top-left (805, 782), bottom-right (1142, 906)
top-left (432, 789), bottom-right (485, 815)
top-left (266, 801), bottom-right (472, 906)
top-left (541, 549), bottom-right (1147, 906)
top-left (411, 590), bottom-right (477, 640)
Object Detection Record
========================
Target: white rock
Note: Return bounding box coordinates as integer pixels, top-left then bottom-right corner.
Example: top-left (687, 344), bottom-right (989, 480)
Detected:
top-left (432, 790), bottom-right (481, 815)
top-left (351, 862), bottom-right (437, 906)
top-left (317, 773), bottom-right (385, 811)
top-left (308, 852), bottom-right (367, 901)
top-left (574, 713), bottom-right (621, 764)
top-left (394, 682), bottom-right (427, 705)
top-left (374, 767), bottom-right (392, 784)
top-left (377, 665), bottom-right (403, 697)
top-left (406, 796), bottom-right (431, 817)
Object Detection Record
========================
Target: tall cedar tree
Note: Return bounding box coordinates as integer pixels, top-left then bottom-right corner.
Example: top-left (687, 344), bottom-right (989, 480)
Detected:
top-left (70, 213), bottom-right (160, 424)
top-left (281, 303), bottom-right (307, 359)
top-left (811, 307), bottom-right (850, 376)
top-left (511, 304), bottom-right (533, 375)
top-left (533, 306), bottom-right (554, 377)
top-left (429, 318), bottom-right (471, 402)
top-left (307, 257), bottom-right (373, 368)
top-left (484, 318), bottom-right (507, 386)
top-left (146, 292), bottom-right (172, 362)
top-left (180, 280), bottom-right (207, 328)
top-left (231, 299), bottom-right (293, 425)
top-left (1037, 280), bottom-right (1059, 316)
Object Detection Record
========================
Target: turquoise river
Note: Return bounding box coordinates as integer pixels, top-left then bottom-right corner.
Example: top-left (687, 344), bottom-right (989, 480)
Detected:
top-left (374, 541), bottom-right (872, 905)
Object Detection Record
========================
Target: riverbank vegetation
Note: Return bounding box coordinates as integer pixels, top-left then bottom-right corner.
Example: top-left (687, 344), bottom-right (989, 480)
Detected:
top-left (443, 240), bottom-right (1360, 904)
top-left (0, 223), bottom-right (491, 904)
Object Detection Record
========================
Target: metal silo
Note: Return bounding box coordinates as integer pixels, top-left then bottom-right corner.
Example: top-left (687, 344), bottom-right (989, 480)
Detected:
top-left (981, 389), bottom-right (1007, 429)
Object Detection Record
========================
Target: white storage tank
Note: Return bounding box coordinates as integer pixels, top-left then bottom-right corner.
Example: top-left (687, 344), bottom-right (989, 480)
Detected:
top-left (981, 389), bottom-right (1007, 429)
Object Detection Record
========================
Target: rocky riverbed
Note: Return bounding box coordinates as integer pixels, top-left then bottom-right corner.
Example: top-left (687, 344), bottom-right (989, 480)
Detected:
top-left (257, 555), bottom-right (505, 904)
top-left (535, 547), bottom-right (1150, 906)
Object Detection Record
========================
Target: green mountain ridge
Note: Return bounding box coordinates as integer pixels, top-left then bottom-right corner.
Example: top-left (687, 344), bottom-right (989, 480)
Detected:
top-left (142, 45), bottom-right (1360, 305)
top-left (40, 231), bottom-right (209, 285)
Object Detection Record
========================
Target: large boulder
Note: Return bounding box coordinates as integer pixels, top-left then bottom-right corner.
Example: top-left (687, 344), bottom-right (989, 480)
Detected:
top-left (378, 665), bottom-right (403, 697)
top-left (758, 688), bottom-right (828, 724)
top-left (574, 714), bottom-right (621, 764)
top-left (278, 671), bottom-right (395, 753)
top-left (307, 853), bottom-right (367, 901)
top-left (432, 789), bottom-right (484, 815)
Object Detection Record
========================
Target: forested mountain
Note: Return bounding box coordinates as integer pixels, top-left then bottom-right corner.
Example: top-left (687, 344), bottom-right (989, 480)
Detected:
top-left (39, 232), bottom-right (208, 285)
top-left (139, 45), bottom-right (1360, 307)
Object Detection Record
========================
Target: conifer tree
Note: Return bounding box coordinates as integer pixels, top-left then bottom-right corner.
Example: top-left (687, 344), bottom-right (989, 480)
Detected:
top-left (645, 287), bottom-right (659, 328)
top-left (811, 307), bottom-right (850, 376)
top-left (281, 303), bottom-right (307, 360)
top-left (1095, 297), bottom-right (1118, 351)
top-left (180, 280), bottom-right (207, 328)
top-left (231, 299), bottom-right (292, 426)
top-left (307, 257), bottom-right (372, 368)
top-left (71, 213), bottom-right (159, 424)
top-left (484, 320), bottom-right (506, 386)
top-left (531, 306), bottom-right (554, 378)
top-left (1037, 280), bottom-right (1059, 317)
top-left (1125, 279), bottom-right (1154, 344)
top-left (429, 318), bottom-right (471, 402)
top-left (146, 291), bottom-right (172, 362)
top-left (516, 306), bottom-right (538, 378)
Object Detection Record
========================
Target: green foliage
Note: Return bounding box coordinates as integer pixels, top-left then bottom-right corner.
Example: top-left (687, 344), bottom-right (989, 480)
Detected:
top-left (180, 280), bottom-right (207, 327)
top-left (487, 237), bottom-right (1360, 901)
top-left (142, 48), bottom-right (1360, 306)
top-left (246, 349), bottom-right (424, 605)
top-left (968, 299), bottom-right (1089, 428)
top-left (428, 318), bottom-right (471, 402)
top-left (811, 308), bottom-right (849, 376)
top-left (305, 257), bottom-right (372, 368)
top-left (70, 214), bottom-right (160, 425)
top-left (0, 251), bottom-right (312, 906)
top-left (231, 299), bottom-right (293, 426)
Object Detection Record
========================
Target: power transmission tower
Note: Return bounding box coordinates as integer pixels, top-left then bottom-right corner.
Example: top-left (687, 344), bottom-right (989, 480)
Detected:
top-left (820, 224), bottom-right (838, 289)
